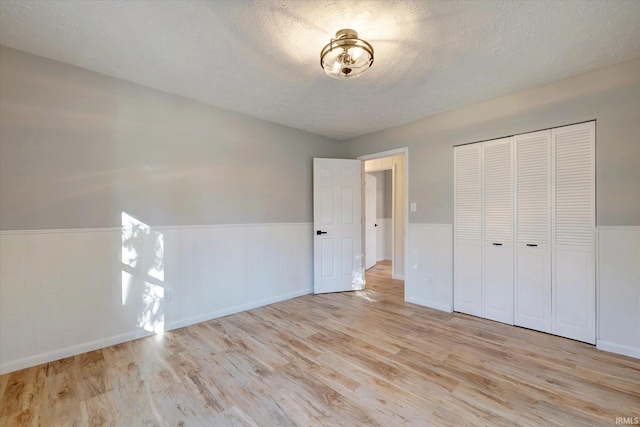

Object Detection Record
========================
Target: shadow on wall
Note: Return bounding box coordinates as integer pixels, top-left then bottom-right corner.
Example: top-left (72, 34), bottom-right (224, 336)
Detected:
top-left (121, 212), bottom-right (166, 334)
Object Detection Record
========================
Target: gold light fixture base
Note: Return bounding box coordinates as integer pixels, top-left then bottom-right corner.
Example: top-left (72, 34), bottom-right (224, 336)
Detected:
top-left (320, 29), bottom-right (374, 79)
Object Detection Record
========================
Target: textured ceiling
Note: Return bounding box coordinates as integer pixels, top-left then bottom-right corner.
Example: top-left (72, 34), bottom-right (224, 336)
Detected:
top-left (1, 0), bottom-right (639, 140)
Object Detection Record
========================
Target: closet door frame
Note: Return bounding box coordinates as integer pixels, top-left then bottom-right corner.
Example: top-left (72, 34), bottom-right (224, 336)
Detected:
top-left (453, 120), bottom-right (595, 344)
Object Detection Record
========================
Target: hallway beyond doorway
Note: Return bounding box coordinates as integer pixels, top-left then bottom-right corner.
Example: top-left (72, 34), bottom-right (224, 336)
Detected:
top-left (364, 260), bottom-right (404, 302)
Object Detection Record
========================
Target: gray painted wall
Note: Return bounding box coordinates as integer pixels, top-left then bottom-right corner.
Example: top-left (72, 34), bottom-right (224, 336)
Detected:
top-left (0, 47), bottom-right (343, 230)
top-left (2, 46), bottom-right (639, 230)
top-left (343, 58), bottom-right (640, 226)
top-left (370, 170), bottom-right (392, 219)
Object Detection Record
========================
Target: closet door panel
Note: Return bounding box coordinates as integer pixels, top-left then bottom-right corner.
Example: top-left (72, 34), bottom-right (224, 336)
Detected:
top-left (482, 137), bottom-right (514, 325)
top-left (484, 243), bottom-right (514, 324)
top-left (515, 130), bottom-right (552, 333)
top-left (454, 242), bottom-right (483, 316)
top-left (454, 144), bottom-right (482, 316)
top-left (516, 247), bottom-right (552, 331)
top-left (552, 122), bottom-right (595, 344)
top-left (555, 248), bottom-right (593, 338)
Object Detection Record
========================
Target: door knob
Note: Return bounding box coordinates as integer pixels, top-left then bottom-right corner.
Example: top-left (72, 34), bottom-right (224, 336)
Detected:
top-left (316, 230), bottom-right (328, 235)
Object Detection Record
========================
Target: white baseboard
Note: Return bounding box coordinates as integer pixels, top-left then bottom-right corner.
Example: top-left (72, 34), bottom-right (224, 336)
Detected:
top-left (405, 296), bottom-right (452, 313)
top-left (164, 288), bottom-right (312, 332)
top-left (0, 287), bottom-right (313, 375)
top-left (597, 340), bottom-right (640, 359)
top-left (0, 329), bottom-right (154, 375)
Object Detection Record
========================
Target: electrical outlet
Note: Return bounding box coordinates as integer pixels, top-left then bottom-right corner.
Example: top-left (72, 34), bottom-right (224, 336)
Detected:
top-left (410, 202), bottom-right (417, 212)
top-left (163, 289), bottom-right (171, 302)
top-left (426, 274), bottom-right (434, 286)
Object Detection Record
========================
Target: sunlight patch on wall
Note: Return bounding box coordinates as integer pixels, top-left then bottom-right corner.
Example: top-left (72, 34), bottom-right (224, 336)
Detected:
top-left (122, 212), bottom-right (164, 282)
top-left (121, 212), bottom-right (166, 334)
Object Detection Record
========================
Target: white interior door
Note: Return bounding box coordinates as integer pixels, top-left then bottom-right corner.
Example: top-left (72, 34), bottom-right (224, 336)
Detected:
top-left (365, 173), bottom-right (377, 270)
top-left (313, 158), bottom-right (364, 294)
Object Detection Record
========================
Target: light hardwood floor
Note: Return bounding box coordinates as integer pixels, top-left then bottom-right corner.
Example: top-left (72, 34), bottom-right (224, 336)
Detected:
top-left (1, 261), bottom-right (638, 426)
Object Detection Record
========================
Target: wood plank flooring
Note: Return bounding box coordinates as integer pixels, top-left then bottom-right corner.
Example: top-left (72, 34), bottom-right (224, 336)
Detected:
top-left (1, 260), bottom-right (638, 426)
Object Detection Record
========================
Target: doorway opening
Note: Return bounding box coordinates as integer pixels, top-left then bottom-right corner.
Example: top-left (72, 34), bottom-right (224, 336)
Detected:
top-left (311, 149), bottom-right (407, 297)
top-left (364, 169), bottom-right (392, 270)
top-left (359, 148), bottom-right (408, 292)
top-left (362, 260), bottom-right (399, 298)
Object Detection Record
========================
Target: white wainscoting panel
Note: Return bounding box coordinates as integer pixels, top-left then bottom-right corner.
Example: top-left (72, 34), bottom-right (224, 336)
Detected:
top-left (597, 226), bottom-right (640, 359)
top-left (0, 223), bottom-right (313, 374)
top-left (406, 224), bottom-right (453, 312)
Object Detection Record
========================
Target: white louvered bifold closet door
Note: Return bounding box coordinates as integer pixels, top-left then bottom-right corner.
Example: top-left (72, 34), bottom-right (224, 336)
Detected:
top-left (552, 122), bottom-right (596, 344)
top-left (482, 137), bottom-right (514, 324)
top-left (515, 130), bottom-right (552, 333)
top-left (454, 144), bottom-right (483, 316)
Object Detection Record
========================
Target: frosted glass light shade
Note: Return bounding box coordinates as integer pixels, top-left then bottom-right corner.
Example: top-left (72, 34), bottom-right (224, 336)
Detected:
top-left (320, 29), bottom-right (374, 79)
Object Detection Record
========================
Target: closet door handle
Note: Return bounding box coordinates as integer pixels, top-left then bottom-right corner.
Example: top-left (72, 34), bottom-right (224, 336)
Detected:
top-left (492, 243), bottom-right (502, 246)
top-left (526, 244), bottom-right (538, 247)
top-left (316, 230), bottom-right (327, 235)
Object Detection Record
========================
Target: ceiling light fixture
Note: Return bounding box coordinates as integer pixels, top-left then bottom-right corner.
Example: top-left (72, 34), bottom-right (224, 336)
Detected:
top-left (320, 29), bottom-right (374, 79)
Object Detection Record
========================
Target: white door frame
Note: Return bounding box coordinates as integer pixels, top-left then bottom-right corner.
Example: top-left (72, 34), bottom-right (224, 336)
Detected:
top-left (358, 148), bottom-right (409, 287)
